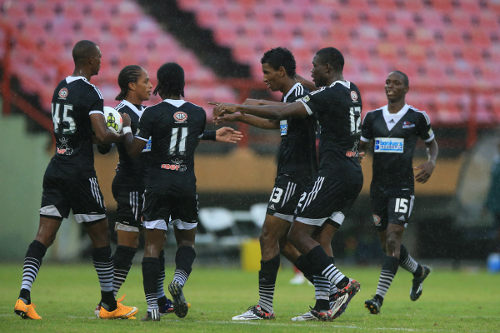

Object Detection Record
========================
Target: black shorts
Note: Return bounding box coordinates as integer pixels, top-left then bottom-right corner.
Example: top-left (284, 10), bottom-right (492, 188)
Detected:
top-left (370, 184), bottom-right (415, 231)
top-left (40, 173), bottom-right (106, 223)
top-left (295, 171), bottom-right (362, 226)
top-left (112, 181), bottom-right (144, 230)
top-left (266, 174), bottom-right (310, 223)
top-left (142, 190), bottom-right (199, 231)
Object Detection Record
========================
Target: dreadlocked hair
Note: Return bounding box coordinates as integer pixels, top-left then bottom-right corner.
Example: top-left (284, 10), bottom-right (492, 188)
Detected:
top-left (153, 62), bottom-right (185, 98)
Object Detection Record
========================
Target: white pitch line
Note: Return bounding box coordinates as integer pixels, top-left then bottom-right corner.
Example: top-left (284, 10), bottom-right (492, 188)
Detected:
top-left (0, 314), bottom-right (493, 333)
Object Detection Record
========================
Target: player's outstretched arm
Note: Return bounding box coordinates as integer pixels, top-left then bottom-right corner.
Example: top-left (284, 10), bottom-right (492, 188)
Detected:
top-left (212, 101), bottom-right (307, 120)
top-left (215, 112), bottom-right (279, 129)
top-left (414, 139), bottom-right (438, 183)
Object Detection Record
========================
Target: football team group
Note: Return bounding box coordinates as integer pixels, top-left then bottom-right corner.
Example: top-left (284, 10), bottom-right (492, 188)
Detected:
top-left (13, 39), bottom-right (438, 322)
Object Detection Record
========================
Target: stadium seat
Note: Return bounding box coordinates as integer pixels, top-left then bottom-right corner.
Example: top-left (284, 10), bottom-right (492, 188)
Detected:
top-left (249, 203), bottom-right (268, 229)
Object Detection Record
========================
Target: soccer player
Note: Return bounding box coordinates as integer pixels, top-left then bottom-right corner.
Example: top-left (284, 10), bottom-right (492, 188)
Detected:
top-left (13, 40), bottom-right (138, 320)
top-left (213, 47), bottom-right (363, 320)
top-left (122, 62), bottom-right (241, 321)
top-left (217, 47), bottom-right (316, 320)
top-left (95, 64), bottom-right (177, 316)
top-left (97, 65), bottom-right (242, 317)
top-left (360, 71), bottom-right (438, 314)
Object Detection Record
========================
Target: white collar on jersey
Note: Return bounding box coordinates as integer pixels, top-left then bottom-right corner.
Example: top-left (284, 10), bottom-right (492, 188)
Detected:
top-left (65, 76), bottom-right (87, 84)
top-left (120, 99), bottom-right (144, 118)
top-left (283, 82), bottom-right (302, 102)
top-left (382, 104), bottom-right (410, 131)
top-left (164, 98), bottom-right (186, 107)
top-left (329, 80), bottom-right (351, 89)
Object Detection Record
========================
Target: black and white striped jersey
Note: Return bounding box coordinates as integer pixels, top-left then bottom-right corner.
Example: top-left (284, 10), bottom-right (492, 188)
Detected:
top-left (361, 104), bottom-right (435, 189)
top-left (114, 100), bottom-right (147, 185)
top-left (277, 82), bottom-right (317, 178)
top-left (136, 98), bottom-right (206, 195)
top-left (49, 76), bottom-right (103, 176)
top-left (299, 80), bottom-right (362, 174)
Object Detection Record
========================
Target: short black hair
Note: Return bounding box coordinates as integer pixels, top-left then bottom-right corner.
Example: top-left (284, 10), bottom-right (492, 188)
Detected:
top-left (391, 70), bottom-right (409, 87)
top-left (72, 40), bottom-right (98, 65)
top-left (153, 62), bottom-right (185, 97)
top-left (116, 65), bottom-right (143, 101)
top-left (260, 47), bottom-right (296, 77)
top-left (315, 47), bottom-right (344, 72)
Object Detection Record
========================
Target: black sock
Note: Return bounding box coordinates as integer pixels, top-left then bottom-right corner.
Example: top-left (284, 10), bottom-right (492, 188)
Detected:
top-left (375, 255), bottom-right (399, 299)
top-left (294, 255), bottom-right (314, 283)
top-left (173, 246), bottom-right (196, 286)
top-left (19, 240), bottom-right (47, 304)
top-left (257, 255), bottom-right (280, 313)
top-left (143, 257), bottom-right (161, 311)
top-left (157, 250), bottom-right (166, 301)
top-left (400, 244), bottom-right (420, 275)
top-left (113, 245), bottom-right (136, 296)
top-left (93, 246), bottom-right (116, 311)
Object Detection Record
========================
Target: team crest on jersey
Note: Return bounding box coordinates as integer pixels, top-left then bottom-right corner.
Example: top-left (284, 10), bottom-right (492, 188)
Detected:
top-left (402, 121), bottom-right (415, 129)
top-left (173, 111), bottom-right (188, 123)
top-left (350, 90), bottom-right (358, 102)
top-left (58, 88), bottom-right (68, 100)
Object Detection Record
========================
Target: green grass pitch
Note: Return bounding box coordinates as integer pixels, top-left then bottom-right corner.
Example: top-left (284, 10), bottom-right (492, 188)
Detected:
top-left (1, 263), bottom-right (499, 332)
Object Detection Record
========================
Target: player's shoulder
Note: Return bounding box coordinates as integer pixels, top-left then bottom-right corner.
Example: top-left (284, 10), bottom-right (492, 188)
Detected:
top-left (76, 76), bottom-right (103, 99)
top-left (292, 82), bottom-right (309, 97)
top-left (365, 106), bottom-right (384, 118)
top-left (407, 105), bottom-right (431, 124)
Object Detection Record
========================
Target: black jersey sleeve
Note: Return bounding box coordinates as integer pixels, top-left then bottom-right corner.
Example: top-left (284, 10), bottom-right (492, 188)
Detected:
top-left (361, 111), bottom-right (374, 141)
top-left (200, 130), bottom-right (216, 141)
top-left (415, 110), bottom-right (435, 142)
top-left (299, 87), bottom-right (328, 116)
top-left (136, 108), bottom-right (155, 142)
top-left (87, 89), bottom-right (104, 115)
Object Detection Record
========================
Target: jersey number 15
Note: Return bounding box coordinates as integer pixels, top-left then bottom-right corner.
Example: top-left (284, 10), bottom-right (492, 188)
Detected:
top-left (52, 103), bottom-right (76, 134)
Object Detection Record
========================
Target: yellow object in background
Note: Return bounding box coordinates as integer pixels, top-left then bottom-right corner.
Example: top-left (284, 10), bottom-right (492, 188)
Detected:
top-left (241, 238), bottom-right (261, 271)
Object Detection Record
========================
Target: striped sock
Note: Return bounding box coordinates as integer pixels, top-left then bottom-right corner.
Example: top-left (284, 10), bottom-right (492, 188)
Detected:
top-left (173, 246), bottom-right (196, 287)
top-left (399, 244), bottom-right (419, 274)
top-left (143, 257), bottom-right (160, 312)
top-left (321, 264), bottom-right (346, 287)
top-left (173, 269), bottom-right (189, 287)
top-left (257, 255), bottom-right (280, 313)
top-left (375, 255), bottom-right (399, 299)
top-left (313, 275), bottom-right (330, 310)
top-left (92, 246), bottom-right (115, 310)
top-left (112, 245), bottom-right (136, 296)
top-left (19, 240), bottom-right (47, 303)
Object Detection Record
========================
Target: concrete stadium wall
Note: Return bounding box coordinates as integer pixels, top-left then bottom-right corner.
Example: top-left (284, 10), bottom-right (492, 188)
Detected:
top-left (0, 115), bottom-right (52, 260)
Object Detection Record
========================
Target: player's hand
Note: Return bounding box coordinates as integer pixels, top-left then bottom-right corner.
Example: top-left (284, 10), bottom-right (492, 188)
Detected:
top-left (210, 102), bottom-right (238, 117)
top-left (215, 127), bottom-right (243, 143)
top-left (414, 160), bottom-right (435, 183)
top-left (121, 112), bottom-right (131, 127)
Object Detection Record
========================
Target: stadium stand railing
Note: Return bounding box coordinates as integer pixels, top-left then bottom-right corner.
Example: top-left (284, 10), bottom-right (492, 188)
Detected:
top-left (1, 0), bottom-right (500, 151)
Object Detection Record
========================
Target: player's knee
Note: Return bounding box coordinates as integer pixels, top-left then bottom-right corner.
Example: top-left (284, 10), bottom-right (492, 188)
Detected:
top-left (385, 236), bottom-right (400, 256)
